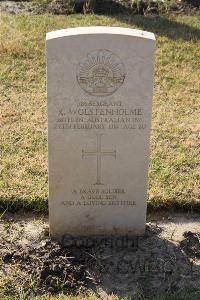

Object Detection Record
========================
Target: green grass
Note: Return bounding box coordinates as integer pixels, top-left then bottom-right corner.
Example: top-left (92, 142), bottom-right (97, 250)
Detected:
top-left (0, 13), bottom-right (200, 213)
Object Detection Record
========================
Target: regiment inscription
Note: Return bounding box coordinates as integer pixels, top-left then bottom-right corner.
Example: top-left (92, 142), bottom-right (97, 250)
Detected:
top-left (54, 101), bottom-right (146, 130)
top-left (46, 27), bottom-right (155, 238)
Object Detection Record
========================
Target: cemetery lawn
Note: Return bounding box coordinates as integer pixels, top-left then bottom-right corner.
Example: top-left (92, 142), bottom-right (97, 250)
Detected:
top-left (0, 12), bottom-right (200, 213)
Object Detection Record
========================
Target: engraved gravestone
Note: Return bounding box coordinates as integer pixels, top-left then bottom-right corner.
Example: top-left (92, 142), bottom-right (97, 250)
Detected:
top-left (46, 27), bottom-right (155, 238)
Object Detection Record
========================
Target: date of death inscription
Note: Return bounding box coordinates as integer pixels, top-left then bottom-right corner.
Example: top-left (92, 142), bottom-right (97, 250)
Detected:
top-left (61, 187), bottom-right (135, 207)
top-left (53, 99), bottom-right (146, 130)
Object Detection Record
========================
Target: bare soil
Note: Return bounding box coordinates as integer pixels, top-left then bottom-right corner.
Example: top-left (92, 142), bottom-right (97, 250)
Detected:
top-left (1, 212), bottom-right (200, 298)
top-left (0, 1), bottom-right (33, 14)
top-left (0, 0), bottom-right (199, 15)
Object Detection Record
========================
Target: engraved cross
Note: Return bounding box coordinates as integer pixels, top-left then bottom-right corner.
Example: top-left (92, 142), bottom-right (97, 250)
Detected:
top-left (82, 134), bottom-right (116, 185)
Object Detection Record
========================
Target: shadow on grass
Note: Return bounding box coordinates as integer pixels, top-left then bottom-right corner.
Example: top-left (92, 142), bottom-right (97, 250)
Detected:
top-left (95, 0), bottom-right (200, 41)
top-left (148, 197), bottom-right (200, 214)
top-left (0, 196), bottom-right (200, 214)
top-left (0, 196), bottom-right (48, 214)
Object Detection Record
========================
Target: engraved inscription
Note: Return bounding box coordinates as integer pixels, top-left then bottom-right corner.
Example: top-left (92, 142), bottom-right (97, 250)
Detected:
top-left (54, 100), bottom-right (146, 131)
top-left (82, 134), bottom-right (116, 185)
top-left (77, 50), bottom-right (125, 97)
top-left (61, 187), bottom-right (135, 207)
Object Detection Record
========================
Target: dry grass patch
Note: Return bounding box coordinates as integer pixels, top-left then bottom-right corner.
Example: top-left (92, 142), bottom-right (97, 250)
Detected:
top-left (0, 13), bottom-right (200, 212)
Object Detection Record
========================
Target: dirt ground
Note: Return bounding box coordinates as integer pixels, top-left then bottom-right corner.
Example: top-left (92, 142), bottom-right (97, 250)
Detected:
top-left (0, 0), bottom-right (199, 15)
top-left (1, 212), bottom-right (200, 298)
top-left (0, 1), bottom-right (33, 14)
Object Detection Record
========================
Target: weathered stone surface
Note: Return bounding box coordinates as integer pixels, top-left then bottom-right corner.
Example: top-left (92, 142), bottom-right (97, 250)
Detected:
top-left (46, 26), bottom-right (155, 238)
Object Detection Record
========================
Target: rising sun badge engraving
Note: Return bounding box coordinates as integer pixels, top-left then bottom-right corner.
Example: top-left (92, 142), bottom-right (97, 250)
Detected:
top-left (77, 49), bottom-right (125, 97)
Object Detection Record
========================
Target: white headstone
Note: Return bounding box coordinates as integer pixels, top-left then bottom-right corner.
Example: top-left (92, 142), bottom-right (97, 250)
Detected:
top-left (46, 27), bottom-right (155, 238)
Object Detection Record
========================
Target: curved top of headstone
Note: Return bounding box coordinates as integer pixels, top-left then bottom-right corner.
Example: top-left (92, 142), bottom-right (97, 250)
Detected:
top-left (46, 26), bottom-right (155, 41)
